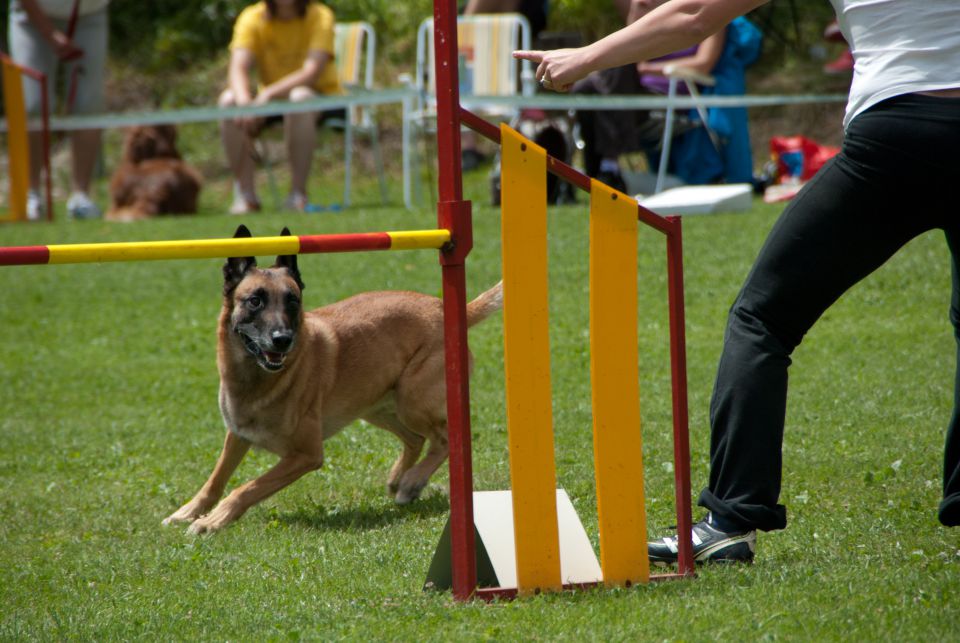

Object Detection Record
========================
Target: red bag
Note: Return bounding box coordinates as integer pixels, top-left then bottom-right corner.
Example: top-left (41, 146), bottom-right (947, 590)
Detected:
top-left (770, 135), bottom-right (839, 183)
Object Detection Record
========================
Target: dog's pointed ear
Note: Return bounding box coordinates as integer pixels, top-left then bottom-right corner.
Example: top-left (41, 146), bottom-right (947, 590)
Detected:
top-left (275, 227), bottom-right (305, 292)
top-left (223, 226), bottom-right (257, 296)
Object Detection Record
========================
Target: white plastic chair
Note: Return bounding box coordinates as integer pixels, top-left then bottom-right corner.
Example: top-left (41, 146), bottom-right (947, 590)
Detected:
top-left (403, 13), bottom-right (535, 207)
top-left (330, 21), bottom-right (387, 206)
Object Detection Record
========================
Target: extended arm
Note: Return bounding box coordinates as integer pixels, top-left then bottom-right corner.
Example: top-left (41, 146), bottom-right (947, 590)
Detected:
top-left (228, 47), bottom-right (257, 106)
top-left (515, 0), bottom-right (766, 91)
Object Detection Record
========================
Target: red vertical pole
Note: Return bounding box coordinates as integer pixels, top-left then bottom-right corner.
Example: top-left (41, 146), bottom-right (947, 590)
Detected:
top-left (665, 216), bottom-right (695, 577)
top-left (434, 2), bottom-right (463, 202)
top-left (433, 0), bottom-right (477, 600)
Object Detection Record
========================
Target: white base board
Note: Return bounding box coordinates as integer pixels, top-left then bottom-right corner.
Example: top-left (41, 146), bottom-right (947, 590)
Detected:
top-left (639, 183), bottom-right (754, 216)
top-left (424, 489), bottom-right (602, 591)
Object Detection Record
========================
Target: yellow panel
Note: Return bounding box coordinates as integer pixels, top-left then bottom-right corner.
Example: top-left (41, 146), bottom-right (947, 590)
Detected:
top-left (500, 123), bottom-right (561, 594)
top-left (2, 61), bottom-right (30, 222)
top-left (589, 179), bottom-right (649, 586)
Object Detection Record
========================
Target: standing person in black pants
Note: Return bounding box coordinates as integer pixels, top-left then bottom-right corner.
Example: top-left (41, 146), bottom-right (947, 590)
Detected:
top-left (516, 0), bottom-right (960, 564)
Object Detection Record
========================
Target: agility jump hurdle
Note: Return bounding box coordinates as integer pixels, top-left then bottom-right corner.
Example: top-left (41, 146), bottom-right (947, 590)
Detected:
top-left (426, 116), bottom-right (693, 600)
top-left (418, 0), bottom-right (692, 597)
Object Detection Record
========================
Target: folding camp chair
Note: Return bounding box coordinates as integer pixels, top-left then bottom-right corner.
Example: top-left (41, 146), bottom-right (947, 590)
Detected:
top-left (654, 64), bottom-right (721, 193)
top-left (330, 21), bottom-right (387, 206)
top-left (403, 13), bottom-right (535, 207)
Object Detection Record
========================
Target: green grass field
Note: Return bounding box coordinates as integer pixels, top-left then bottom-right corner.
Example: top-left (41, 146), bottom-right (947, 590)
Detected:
top-left (1, 166), bottom-right (958, 640)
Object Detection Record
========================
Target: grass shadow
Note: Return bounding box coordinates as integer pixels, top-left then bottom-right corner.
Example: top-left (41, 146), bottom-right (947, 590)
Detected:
top-left (275, 492), bottom-right (449, 532)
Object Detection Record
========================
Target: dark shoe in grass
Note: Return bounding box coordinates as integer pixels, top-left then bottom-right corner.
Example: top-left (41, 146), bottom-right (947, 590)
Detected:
top-left (648, 513), bottom-right (756, 566)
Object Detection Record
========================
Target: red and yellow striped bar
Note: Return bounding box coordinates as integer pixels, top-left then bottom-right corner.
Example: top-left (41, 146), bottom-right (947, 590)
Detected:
top-left (0, 230), bottom-right (450, 267)
top-left (500, 124), bottom-right (562, 595)
top-left (589, 179), bottom-right (649, 587)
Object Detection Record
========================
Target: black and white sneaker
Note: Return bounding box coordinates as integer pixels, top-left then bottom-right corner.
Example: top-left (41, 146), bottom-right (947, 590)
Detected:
top-left (648, 513), bottom-right (756, 565)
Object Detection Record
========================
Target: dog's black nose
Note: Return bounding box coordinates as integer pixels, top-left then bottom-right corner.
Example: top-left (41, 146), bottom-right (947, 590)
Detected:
top-left (271, 331), bottom-right (293, 352)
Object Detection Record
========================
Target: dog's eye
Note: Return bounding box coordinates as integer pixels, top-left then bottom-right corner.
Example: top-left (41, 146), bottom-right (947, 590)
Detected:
top-left (247, 295), bottom-right (263, 309)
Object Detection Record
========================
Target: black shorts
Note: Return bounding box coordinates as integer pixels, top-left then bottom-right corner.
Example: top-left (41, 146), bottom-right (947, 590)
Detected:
top-left (261, 107), bottom-right (348, 129)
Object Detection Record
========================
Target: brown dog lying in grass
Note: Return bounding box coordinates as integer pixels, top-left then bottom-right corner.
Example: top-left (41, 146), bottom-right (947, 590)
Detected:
top-left (106, 124), bottom-right (202, 221)
top-left (163, 225), bottom-right (503, 534)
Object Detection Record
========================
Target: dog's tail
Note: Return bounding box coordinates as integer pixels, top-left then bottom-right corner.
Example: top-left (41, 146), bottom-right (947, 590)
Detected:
top-left (467, 280), bottom-right (503, 327)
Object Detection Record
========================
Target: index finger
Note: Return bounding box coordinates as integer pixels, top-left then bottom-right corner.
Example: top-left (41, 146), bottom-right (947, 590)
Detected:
top-left (512, 50), bottom-right (544, 63)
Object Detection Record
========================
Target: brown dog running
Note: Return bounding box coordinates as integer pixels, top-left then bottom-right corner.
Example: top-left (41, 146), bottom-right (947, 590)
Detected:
top-left (107, 124), bottom-right (203, 221)
top-left (163, 225), bottom-right (503, 534)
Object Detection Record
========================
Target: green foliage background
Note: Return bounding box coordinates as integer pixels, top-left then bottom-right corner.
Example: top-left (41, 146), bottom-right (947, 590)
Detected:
top-left (0, 1), bottom-right (842, 72)
top-left (106, 0), bottom-right (435, 72)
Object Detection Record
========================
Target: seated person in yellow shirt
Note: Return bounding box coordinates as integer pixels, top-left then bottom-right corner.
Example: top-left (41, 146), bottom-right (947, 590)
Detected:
top-left (219, 0), bottom-right (341, 213)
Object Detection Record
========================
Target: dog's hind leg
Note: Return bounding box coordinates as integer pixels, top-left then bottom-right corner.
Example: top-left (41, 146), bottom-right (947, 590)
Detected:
top-left (390, 353), bottom-right (452, 504)
top-left (363, 411), bottom-right (425, 499)
top-left (393, 425), bottom-right (449, 505)
top-left (163, 430), bottom-right (251, 526)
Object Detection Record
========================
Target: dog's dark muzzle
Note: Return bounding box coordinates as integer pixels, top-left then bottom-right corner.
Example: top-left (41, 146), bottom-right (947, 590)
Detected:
top-left (237, 327), bottom-right (295, 372)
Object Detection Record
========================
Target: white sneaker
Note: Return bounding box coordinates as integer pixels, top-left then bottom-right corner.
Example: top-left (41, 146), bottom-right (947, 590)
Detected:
top-left (67, 192), bottom-right (102, 220)
top-left (282, 192), bottom-right (308, 212)
top-left (26, 190), bottom-right (44, 221)
top-left (230, 184), bottom-right (261, 215)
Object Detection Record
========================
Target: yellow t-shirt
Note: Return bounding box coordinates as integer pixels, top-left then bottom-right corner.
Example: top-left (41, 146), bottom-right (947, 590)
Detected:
top-left (230, 2), bottom-right (341, 95)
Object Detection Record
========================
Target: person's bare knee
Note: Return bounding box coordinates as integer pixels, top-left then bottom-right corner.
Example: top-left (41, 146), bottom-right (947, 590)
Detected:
top-left (288, 86), bottom-right (316, 103)
top-left (218, 89), bottom-right (237, 108)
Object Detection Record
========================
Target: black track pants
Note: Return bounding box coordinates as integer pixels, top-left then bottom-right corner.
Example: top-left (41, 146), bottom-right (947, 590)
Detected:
top-left (698, 94), bottom-right (960, 531)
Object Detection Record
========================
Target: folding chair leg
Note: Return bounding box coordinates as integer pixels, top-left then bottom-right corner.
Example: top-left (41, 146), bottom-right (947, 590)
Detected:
top-left (403, 96), bottom-right (415, 209)
top-left (370, 123), bottom-right (388, 204)
top-left (686, 84), bottom-right (722, 152)
top-left (410, 126), bottom-right (427, 207)
top-left (655, 78), bottom-right (678, 195)
top-left (258, 139), bottom-right (281, 208)
top-left (343, 119), bottom-right (353, 207)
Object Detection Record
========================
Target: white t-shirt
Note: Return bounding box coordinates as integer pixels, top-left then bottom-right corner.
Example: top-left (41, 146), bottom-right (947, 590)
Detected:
top-left (831, 0), bottom-right (960, 128)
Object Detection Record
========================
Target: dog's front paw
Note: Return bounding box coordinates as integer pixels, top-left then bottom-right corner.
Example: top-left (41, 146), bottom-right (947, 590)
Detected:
top-left (186, 503), bottom-right (239, 535)
top-left (186, 518), bottom-right (220, 535)
top-left (162, 496), bottom-right (216, 526)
